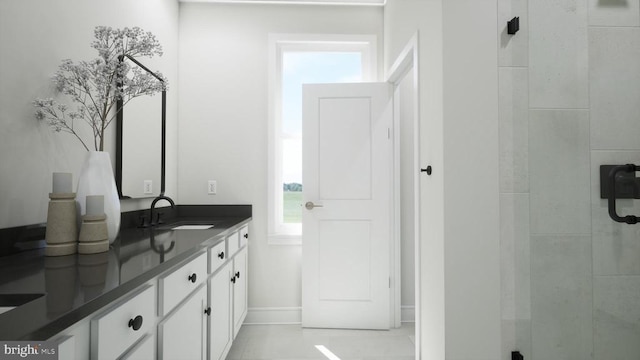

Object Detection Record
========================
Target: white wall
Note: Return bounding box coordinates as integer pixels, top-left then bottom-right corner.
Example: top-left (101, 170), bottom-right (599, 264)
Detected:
top-left (384, 0), bottom-right (446, 357)
top-left (385, 0), bottom-right (500, 358)
top-left (0, 0), bottom-right (180, 228)
top-left (178, 3), bottom-right (383, 314)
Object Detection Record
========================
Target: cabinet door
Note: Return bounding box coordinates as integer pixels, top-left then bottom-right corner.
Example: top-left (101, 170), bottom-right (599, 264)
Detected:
top-left (232, 247), bottom-right (248, 338)
top-left (120, 333), bottom-right (155, 360)
top-left (159, 285), bottom-right (206, 360)
top-left (208, 262), bottom-right (232, 360)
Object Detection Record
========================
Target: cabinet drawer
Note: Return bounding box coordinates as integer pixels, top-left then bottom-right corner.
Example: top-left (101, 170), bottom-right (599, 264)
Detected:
top-left (91, 284), bottom-right (155, 360)
top-left (239, 225), bottom-right (249, 248)
top-left (208, 240), bottom-right (227, 274)
top-left (159, 251), bottom-right (207, 316)
top-left (227, 231), bottom-right (239, 258)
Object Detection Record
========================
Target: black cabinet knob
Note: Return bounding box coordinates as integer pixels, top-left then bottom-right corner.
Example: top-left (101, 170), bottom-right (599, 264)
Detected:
top-left (218, 251), bottom-right (225, 259)
top-left (204, 307), bottom-right (211, 316)
top-left (231, 276), bottom-right (236, 284)
top-left (128, 315), bottom-right (143, 331)
top-left (188, 273), bottom-right (197, 283)
top-left (235, 271), bottom-right (240, 279)
top-left (243, 233), bottom-right (249, 239)
top-left (421, 166), bottom-right (432, 175)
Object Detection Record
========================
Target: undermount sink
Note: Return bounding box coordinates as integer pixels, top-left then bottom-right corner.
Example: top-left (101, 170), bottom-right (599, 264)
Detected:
top-left (171, 224), bottom-right (215, 230)
top-left (0, 293), bottom-right (44, 315)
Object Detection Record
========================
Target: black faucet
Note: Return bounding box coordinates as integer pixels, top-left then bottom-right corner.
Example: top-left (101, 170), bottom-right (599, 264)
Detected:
top-left (149, 195), bottom-right (175, 227)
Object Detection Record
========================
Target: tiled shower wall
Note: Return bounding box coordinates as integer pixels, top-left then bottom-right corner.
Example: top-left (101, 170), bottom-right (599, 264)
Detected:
top-left (499, 0), bottom-right (640, 359)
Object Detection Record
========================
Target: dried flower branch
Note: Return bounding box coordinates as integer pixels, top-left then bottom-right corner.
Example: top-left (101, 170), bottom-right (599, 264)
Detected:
top-left (34, 26), bottom-right (166, 151)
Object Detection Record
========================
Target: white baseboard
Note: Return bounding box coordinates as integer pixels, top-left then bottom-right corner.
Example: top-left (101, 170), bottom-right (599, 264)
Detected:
top-left (244, 306), bottom-right (416, 325)
top-left (401, 305), bottom-right (415, 323)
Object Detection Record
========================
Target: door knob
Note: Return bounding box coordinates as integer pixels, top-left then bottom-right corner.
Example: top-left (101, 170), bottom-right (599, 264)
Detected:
top-left (305, 201), bottom-right (323, 210)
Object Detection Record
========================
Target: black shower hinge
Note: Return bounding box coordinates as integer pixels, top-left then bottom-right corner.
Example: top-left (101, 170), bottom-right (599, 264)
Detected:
top-left (507, 17), bottom-right (520, 35)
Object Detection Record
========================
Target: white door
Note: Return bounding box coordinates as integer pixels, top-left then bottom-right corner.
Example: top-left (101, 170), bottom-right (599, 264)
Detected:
top-left (302, 82), bottom-right (393, 330)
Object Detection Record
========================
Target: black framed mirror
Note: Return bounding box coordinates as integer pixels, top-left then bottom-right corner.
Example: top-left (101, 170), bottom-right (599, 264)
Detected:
top-left (115, 55), bottom-right (166, 200)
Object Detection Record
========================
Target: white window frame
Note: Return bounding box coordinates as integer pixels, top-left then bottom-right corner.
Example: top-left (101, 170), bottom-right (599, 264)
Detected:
top-left (267, 33), bottom-right (377, 245)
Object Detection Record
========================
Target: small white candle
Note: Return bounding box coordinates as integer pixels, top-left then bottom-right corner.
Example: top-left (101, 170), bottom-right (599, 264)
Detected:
top-left (86, 195), bottom-right (104, 216)
top-left (52, 172), bottom-right (72, 193)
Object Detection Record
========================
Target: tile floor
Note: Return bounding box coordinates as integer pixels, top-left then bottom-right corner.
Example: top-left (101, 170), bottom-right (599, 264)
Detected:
top-left (226, 323), bottom-right (416, 360)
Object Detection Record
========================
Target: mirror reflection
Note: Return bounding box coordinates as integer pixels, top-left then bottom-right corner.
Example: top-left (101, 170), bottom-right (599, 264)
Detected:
top-left (116, 61), bottom-right (163, 199)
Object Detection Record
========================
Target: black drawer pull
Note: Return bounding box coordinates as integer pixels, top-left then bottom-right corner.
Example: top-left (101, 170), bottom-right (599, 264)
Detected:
top-left (243, 233), bottom-right (249, 239)
top-left (204, 307), bottom-right (211, 316)
top-left (188, 273), bottom-right (197, 283)
top-left (231, 276), bottom-right (236, 284)
top-left (128, 315), bottom-right (143, 331)
top-left (218, 251), bottom-right (225, 259)
top-left (235, 271), bottom-right (240, 279)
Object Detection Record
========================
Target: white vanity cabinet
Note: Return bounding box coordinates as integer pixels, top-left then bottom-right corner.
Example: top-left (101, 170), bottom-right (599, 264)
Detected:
top-left (206, 222), bottom-right (250, 360)
top-left (232, 246), bottom-right (248, 339)
top-left (157, 251), bottom-right (209, 360)
top-left (90, 284), bottom-right (156, 360)
top-left (44, 221), bottom-right (250, 360)
top-left (207, 262), bottom-right (232, 360)
top-left (158, 285), bottom-right (207, 360)
top-left (158, 252), bottom-right (207, 316)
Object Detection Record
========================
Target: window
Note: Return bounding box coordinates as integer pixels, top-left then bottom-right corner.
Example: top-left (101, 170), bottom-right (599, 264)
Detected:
top-left (268, 34), bottom-right (377, 244)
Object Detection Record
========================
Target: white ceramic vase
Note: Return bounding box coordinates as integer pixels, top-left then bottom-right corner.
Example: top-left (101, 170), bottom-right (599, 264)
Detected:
top-left (76, 151), bottom-right (121, 244)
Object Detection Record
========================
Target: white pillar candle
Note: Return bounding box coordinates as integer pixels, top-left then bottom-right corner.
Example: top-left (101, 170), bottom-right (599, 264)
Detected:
top-left (86, 195), bottom-right (104, 216)
top-left (52, 172), bottom-right (72, 194)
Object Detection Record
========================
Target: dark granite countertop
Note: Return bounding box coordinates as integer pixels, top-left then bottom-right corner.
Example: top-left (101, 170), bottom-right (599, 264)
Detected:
top-left (0, 205), bottom-right (251, 340)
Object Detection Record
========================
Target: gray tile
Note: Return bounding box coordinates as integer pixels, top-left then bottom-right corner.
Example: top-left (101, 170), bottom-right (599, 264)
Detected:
top-left (316, 336), bottom-right (414, 358)
top-left (240, 334), bottom-right (320, 359)
top-left (231, 324), bottom-right (415, 360)
top-left (531, 235), bottom-right (593, 360)
top-left (589, 27), bottom-right (640, 150)
top-left (226, 334), bottom-right (248, 359)
top-left (498, 0), bottom-right (529, 66)
top-left (588, 0), bottom-right (640, 26)
top-left (499, 68), bottom-right (529, 194)
top-left (500, 194), bottom-right (531, 321)
top-left (529, 0), bottom-right (589, 108)
top-left (593, 276), bottom-right (640, 360)
top-left (591, 151), bottom-right (640, 275)
top-left (529, 110), bottom-right (591, 234)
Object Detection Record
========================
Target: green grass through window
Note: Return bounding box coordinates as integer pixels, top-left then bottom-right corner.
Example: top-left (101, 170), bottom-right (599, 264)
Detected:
top-left (283, 191), bottom-right (302, 223)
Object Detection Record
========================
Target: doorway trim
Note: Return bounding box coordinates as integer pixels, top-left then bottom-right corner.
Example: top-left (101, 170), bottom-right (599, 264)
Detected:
top-left (386, 32), bottom-right (420, 358)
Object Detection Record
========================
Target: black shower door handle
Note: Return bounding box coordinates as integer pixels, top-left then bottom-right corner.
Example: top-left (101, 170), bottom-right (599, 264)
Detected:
top-left (608, 164), bottom-right (640, 224)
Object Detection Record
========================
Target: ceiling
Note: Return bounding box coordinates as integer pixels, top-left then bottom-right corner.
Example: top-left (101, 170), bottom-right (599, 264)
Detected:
top-left (178, 0), bottom-right (385, 5)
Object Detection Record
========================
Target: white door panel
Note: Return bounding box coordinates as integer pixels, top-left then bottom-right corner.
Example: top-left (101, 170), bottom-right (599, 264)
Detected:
top-left (302, 82), bottom-right (392, 330)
